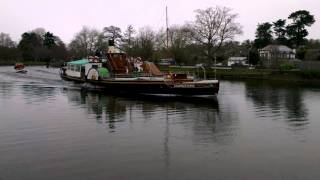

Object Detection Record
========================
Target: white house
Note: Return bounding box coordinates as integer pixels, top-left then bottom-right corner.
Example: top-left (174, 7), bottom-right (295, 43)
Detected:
top-left (227, 57), bottom-right (248, 66)
top-left (259, 45), bottom-right (296, 60)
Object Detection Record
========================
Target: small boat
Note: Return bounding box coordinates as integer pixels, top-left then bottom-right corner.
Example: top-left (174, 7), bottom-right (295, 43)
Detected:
top-left (60, 41), bottom-right (219, 96)
top-left (14, 63), bottom-right (27, 73)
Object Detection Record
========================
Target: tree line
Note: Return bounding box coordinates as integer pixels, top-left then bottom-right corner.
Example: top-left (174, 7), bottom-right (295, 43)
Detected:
top-left (68, 6), bottom-right (242, 66)
top-left (0, 28), bottom-right (68, 65)
top-left (251, 10), bottom-right (320, 62)
top-left (254, 10), bottom-right (315, 49)
top-left (0, 7), bottom-right (318, 66)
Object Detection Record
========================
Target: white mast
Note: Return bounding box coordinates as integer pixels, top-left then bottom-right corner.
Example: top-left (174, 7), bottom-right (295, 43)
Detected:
top-left (166, 6), bottom-right (169, 49)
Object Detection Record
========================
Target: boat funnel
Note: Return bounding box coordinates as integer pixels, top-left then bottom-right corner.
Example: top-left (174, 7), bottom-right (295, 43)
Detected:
top-left (107, 39), bottom-right (116, 53)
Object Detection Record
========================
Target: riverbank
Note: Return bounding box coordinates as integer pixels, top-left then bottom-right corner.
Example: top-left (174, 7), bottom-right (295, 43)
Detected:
top-left (163, 66), bottom-right (320, 85)
top-left (0, 61), bottom-right (47, 66)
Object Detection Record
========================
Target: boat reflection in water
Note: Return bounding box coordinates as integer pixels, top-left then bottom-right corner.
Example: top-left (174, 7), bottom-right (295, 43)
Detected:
top-left (65, 89), bottom-right (240, 144)
top-left (66, 90), bottom-right (221, 121)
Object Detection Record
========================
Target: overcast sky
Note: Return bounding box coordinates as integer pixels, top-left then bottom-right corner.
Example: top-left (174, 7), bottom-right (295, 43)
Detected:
top-left (1, 0), bottom-right (319, 44)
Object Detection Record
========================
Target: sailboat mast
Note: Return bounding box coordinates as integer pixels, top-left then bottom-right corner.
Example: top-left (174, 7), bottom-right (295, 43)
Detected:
top-left (166, 6), bottom-right (169, 49)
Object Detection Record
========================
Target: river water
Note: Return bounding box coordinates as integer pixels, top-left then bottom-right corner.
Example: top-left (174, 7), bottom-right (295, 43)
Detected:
top-left (1, 66), bottom-right (320, 180)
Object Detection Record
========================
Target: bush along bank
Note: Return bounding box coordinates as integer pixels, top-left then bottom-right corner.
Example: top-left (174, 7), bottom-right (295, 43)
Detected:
top-left (0, 61), bottom-right (55, 66)
top-left (165, 66), bottom-right (320, 84)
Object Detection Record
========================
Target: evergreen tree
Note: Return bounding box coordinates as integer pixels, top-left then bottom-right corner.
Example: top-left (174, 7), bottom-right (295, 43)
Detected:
top-left (273, 19), bottom-right (287, 45)
top-left (254, 22), bottom-right (273, 48)
top-left (43, 32), bottom-right (55, 48)
top-left (18, 32), bottom-right (42, 61)
top-left (286, 10), bottom-right (315, 47)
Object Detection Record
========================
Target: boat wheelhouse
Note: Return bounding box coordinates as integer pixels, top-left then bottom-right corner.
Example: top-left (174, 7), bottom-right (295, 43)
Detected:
top-left (64, 58), bottom-right (102, 80)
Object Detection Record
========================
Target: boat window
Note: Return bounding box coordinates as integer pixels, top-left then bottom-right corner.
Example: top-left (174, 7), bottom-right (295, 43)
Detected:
top-left (81, 66), bottom-right (85, 72)
top-left (76, 65), bottom-right (81, 72)
top-left (92, 65), bottom-right (98, 69)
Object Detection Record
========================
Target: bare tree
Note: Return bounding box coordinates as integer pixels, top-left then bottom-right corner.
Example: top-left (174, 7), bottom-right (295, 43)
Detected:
top-left (103, 25), bottom-right (122, 46)
top-left (95, 33), bottom-right (109, 52)
top-left (192, 6), bottom-right (242, 62)
top-left (155, 24), bottom-right (193, 47)
top-left (69, 26), bottom-right (101, 58)
top-left (0, 32), bottom-right (15, 47)
top-left (154, 27), bottom-right (170, 51)
top-left (168, 25), bottom-right (194, 64)
top-left (123, 25), bottom-right (135, 46)
top-left (122, 25), bottom-right (136, 55)
top-left (153, 25), bottom-right (194, 63)
top-left (169, 25), bottom-right (193, 49)
top-left (88, 29), bottom-right (99, 54)
top-left (0, 32), bottom-right (20, 62)
top-left (131, 27), bottom-right (155, 60)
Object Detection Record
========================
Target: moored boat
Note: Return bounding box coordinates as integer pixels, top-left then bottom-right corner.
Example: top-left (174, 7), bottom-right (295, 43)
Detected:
top-left (14, 63), bottom-right (27, 73)
top-left (60, 41), bottom-right (219, 96)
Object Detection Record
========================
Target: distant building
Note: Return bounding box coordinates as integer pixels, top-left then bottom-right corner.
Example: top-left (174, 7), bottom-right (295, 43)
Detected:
top-left (227, 57), bottom-right (248, 66)
top-left (259, 45), bottom-right (296, 60)
top-left (259, 45), bottom-right (296, 68)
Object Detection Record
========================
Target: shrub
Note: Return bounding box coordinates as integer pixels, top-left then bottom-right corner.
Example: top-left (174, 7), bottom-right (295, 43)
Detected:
top-left (279, 63), bottom-right (296, 71)
top-left (299, 70), bottom-right (320, 79)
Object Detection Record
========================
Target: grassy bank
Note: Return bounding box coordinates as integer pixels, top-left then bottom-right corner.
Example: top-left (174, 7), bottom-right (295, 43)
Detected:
top-left (0, 61), bottom-right (50, 66)
top-left (163, 66), bottom-right (320, 84)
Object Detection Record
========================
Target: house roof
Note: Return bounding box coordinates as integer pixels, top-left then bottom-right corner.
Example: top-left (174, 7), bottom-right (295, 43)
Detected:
top-left (260, 45), bottom-right (294, 52)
